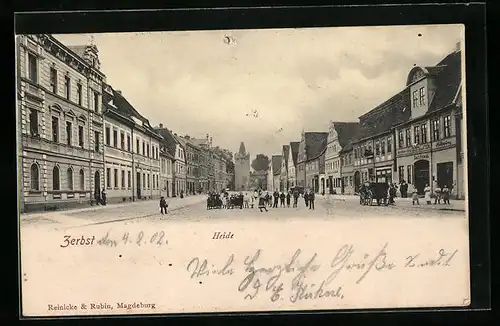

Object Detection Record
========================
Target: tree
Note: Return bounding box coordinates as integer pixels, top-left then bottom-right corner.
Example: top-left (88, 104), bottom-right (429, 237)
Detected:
top-left (251, 154), bottom-right (270, 171)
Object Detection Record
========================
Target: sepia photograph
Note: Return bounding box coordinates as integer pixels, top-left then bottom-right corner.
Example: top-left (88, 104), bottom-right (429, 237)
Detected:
top-left (17, 23), bottom-right (470, 317)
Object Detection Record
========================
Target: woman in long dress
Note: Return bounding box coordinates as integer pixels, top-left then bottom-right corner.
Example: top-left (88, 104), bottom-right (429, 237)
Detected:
top-left (424, 183), bottom-right (432, 205)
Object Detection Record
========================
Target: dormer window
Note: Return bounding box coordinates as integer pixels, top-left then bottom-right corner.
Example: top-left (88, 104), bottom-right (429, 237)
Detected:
top-left (419, 87), bottom-right (426, 106)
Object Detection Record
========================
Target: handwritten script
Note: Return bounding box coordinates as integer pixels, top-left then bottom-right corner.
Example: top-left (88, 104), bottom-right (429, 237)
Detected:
top-left (185, 243), bottom-right (458, 303)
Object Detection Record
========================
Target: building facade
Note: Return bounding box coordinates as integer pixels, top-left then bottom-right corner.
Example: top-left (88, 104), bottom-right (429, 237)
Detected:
top-left (234, 142), bottom-right (250, 191)
top-left (159, 147), bottom-right (174, 197)
top-left (297, 132), bottom-right (328, 193)
top-left (287, 142), bottom-right (300, 190)
top-left (279, 145), bottom-right (290, 191)
top-left (394, 48), bottom-right (463, 197)
top-left (155, 127), bottom-right (186, 197)
top-left (339, 143), bottom-right (356, 194)
top-left (17, 34), bottom-right (106, 212)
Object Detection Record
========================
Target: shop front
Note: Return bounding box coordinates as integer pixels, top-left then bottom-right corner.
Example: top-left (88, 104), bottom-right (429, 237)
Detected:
top-left (396, 142), bottom-right (432, 195)
top-left (432, 137), bottom-right (458, 196)
top-left (375, 166), bottom-right (392, 184)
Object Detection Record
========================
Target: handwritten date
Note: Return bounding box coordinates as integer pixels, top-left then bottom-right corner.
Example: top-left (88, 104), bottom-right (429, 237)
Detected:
top-left (96, 230), bottom-right (168, 247)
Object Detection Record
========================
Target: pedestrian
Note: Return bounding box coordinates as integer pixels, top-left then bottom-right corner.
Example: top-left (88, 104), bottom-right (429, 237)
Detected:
top-left (101, 188), bottom-right (107, 205)
top-left (258, 191), bottom-right (268, 212)
top-left (221, 195), bottom-right (227, 209)
top-left (244, 192), bottom-right (250, 208)
top-left (304, 190), bottom-right (309, 207)
top-left (442, 185), bottom-right (451, 204)
top-left (400, 180), bottom-right (408, 198)
top-left (388, 184), bottom-right (396, 205)
top-left (280, 191), bottom-right (286, 207)
top-left (412, 188), bottom-right (420, 205)
top-left (286, 191), bottom-right (291, 208)
top-left (159, 196), bottom-right (168, 214)
top-left (250, 194), bottom-right (255, 208)
top-left (434, 184), bottom-right (442, 204)
top-left (424, 183), bottom-right (432, 205)
top-left (180, 190), bottom-right (184, 199)
top-left (293, 189), bottom-right (299, 208)
top-left (309, 191), bottom-right (315, 210)
top-left (273, 190), bottom-right (279, 208)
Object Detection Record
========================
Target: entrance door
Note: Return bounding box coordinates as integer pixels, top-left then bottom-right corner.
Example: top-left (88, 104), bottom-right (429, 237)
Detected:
top-left (341, 177), bottom-right (345, 194)
top-left (94, 171), bottom-right (100, 201)
top-left (166, 181), bottom-right (170, 197)
top-left (414, 160), bottom-right (430, 195)
top-left (136, 172), bottom-right (141, 199)
top-left (437, 162), bottom-right (453, 188)
top-left (314, 176), bottom-right (319, 193)
top-left (354, 171), bottom-right (361, 191)
top-left (321, 178), bottom-right (325, 194)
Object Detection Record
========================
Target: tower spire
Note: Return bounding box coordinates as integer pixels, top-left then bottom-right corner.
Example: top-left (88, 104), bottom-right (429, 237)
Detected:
top-left (239, 142), bottom-right (246, 155)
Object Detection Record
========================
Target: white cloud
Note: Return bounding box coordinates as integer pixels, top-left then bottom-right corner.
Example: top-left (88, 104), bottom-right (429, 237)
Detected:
top-left (54, 24), bottom-right (463, 160)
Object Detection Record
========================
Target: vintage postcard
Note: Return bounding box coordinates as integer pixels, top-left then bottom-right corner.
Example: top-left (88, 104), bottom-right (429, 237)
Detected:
top-left (17, 24), bottom-right (469, 317)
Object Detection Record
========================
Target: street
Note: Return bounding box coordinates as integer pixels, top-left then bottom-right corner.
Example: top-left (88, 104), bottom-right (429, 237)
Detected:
top-left (20, 194), bottom-right (466, 231)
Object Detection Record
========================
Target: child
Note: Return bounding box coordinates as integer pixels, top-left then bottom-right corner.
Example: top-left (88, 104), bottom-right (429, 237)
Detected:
top-left (160, 196), bottom-right (168, 214)
top-left (434, 185), bottom-right (442, 204)
top-left (442, 185), bottom-right (450, 204)
top-left (412, 189), bottom-right (419, 205)
top-left (424, 183), bottom-right (432, 205)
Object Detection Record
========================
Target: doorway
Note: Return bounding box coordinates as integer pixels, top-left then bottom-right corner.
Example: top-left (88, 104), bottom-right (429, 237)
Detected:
top-left (354, 171), bottom-right (361, 191)
top-left (94, 171), bottom-right (100, 201)
top-left (136, 172), bottom-right (141, 199)
top-left (437, 162), bottom-right (453, 188)
top-left (414, 160), bottom-right (430, 195)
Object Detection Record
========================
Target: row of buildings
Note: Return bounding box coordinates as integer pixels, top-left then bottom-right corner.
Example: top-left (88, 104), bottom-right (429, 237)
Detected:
top-left (267, 43), bottom-right (466, 199)
top-left (17, 34), bottom-right (235, 212)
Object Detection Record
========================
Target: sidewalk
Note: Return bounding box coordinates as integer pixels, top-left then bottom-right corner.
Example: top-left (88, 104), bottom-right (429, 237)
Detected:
top-left (20, 195), bottom-right (207, 227)
top-left (322, 194), bottom-right (466, 212)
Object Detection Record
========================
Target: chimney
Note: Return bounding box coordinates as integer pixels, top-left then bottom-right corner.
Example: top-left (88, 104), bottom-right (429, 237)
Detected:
top-left (159, 123), bottom-right (163, 128)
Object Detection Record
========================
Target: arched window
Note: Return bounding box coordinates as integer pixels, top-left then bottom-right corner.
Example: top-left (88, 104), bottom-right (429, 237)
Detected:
top-left (79, 169), bottom-right (85, 190)
top-left (67, 168), bottom-right (73, 190)
top-left (52, 166), bottom-right (60, 190)
top-left (30, 163), bottom-right (39, 191)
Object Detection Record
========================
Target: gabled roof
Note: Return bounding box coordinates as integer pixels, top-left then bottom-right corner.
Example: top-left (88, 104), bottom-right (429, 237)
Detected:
top-left (272, 155), bottom-right (282, 176)
top-left (304, 132), bottom-right (328, 161)
top-left (289, 141), bottom-right (300, 166)
top-left (427, 50), bottom-right (462, 113)
top-left (282, 145), bottom-right (290, 166)
top-left (355, 87), bottom-right (411, 142)
top-left (332, 122), bottom-right (361, 148)
top-left (155, 127), bottom-right (180, 158)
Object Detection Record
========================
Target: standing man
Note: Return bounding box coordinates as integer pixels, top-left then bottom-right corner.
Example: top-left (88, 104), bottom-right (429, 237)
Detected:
top-left (101, 188), bottom-right (107, 206)
top-left (304, 189), bottom-right (309, 207)
top-left (273, 190), bottom-right (279, 208)
top-left (309, 190), bottom-right (315, 210)
top-left (400, 180), bottom-right (408, 198)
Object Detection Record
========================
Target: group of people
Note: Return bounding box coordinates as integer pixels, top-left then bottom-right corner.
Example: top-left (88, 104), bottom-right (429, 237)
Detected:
top-left (418, 182), bottom-right (452, 205)
top-left (256, 189), bottom-right (317, 212)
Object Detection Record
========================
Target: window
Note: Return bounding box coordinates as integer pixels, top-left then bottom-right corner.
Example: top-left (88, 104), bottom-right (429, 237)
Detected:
top-left (106, 168), bottom-right (111, 188)
top-left (387, 136), bottom-right (392, 153)
top-left (50, 67), bottom-right (57, 93)
top-left (67, 168), bottom-right (73, 190)
top-left (93, 91), bottom-right (99, 112)
top-left (78, 125), bottom-right (84, 147)
top-left (127, 171), bottom-right (131, 188)
top-left (381, 139), bottom-right (386, 155)
top-left (444, 115), bottom-right (451, 138)
top-left (349, 176), bottom-right (353, 186)
top-left (30, 163), bottom-right (39, 191)
top-left (52, 117), bottom-right (59, 142)
top-left (156, 175), bottom-right (159, 189)
top-left (421, 124), bottom-right (428, 143)
top-left (398, 166), bottom-right (404, 182)
top-left (147, 144), bottom-right (150, 157)
top-left (405, 128), bottom-right (411, 147)
top-left (120, 132), bottom-right (125, 149)
top-left (113, 130), bottom-right (118, 147)
top-left (432, 118), bottom-right (440, 141)
top-left (79, 169), bottom-right (84, 190)
top-left (65, 76), bottom-right (71, 100)
top-left (52, 166), bottom-right (60, 191)
top-left (419, 87), bottom-right (426, 106)
top-left (29, 109), bottom-right (39, 136)
top-left (143, 173), bottom-right (146, 189)
top-left (114, 169), bottom-right (118, 188)
top-left (94, 131), bottom-right (100, 152)
top-left (28, 53), bottom-right (37, 83)
top-left (66, 121), bottom-right (72, 146)
top-left (413, 125), bottom-right (420, 145)
top-left (142, 141), bottom-right (145, 155)
top-left (398, 130), bottom-right (404, 148)
top-left (121, 170), bottom-right (125, 189)
top-left (375, 141), bottom-right (380, 155)
top-left (127, 135), bottom-right (131, 152)
top-left (77, 84), bottom-right (82, 106)
top-left (105, 126), bottom-right (110, 145)
top-left (412, 90), bottom-right (418, 107)
top-left (407, 165), bottom-right (413, 184)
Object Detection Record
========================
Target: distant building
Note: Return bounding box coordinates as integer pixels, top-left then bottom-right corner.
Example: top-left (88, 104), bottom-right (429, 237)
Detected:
top-left (267, 155), bottom-right (282, 192)
top-left (155, 127), bottom-right (186, 197)
top-left (287, 142), bottom-right (300, 190)
top-left (279, 145), bottom-right (290, 191)
top-left (297, 132), bottom-right (328, 192)
top-left (234, 142), bottom-right (250, 191)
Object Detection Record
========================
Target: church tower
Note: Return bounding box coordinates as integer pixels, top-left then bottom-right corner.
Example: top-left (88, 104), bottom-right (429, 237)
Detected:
top-left (234, 142), bottom-right (250, 191)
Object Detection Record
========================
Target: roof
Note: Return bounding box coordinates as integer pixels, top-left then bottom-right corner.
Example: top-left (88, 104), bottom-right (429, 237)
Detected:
top-left (290, 141), bottom-right (300, 166)
top-left (427, 50), bottom-right (462, 113)
top-left (282, 145), bottom-right (290, 166)
top-left (155, 127), bottom-right (180, 158)
top-left (339, 140), bottom-right (354, 154)
top-left (239, 142), bottom-right (246, 154)
top-left (332, 122), bottom-right (361, 148)
top-left (304, 132), bottom-right (328, 161)
top-left (354, 87), bottom-right (411, 142)
top-left (272, 155), bottom-right (282, 176)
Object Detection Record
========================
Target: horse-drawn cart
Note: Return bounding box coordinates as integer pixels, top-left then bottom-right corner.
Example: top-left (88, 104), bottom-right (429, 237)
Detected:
top-left (359, 182), bottom-right (388, 206)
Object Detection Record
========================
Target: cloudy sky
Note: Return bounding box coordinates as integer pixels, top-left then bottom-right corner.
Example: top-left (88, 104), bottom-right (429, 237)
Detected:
top-left (54, 24), bottom-right (462, 160)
